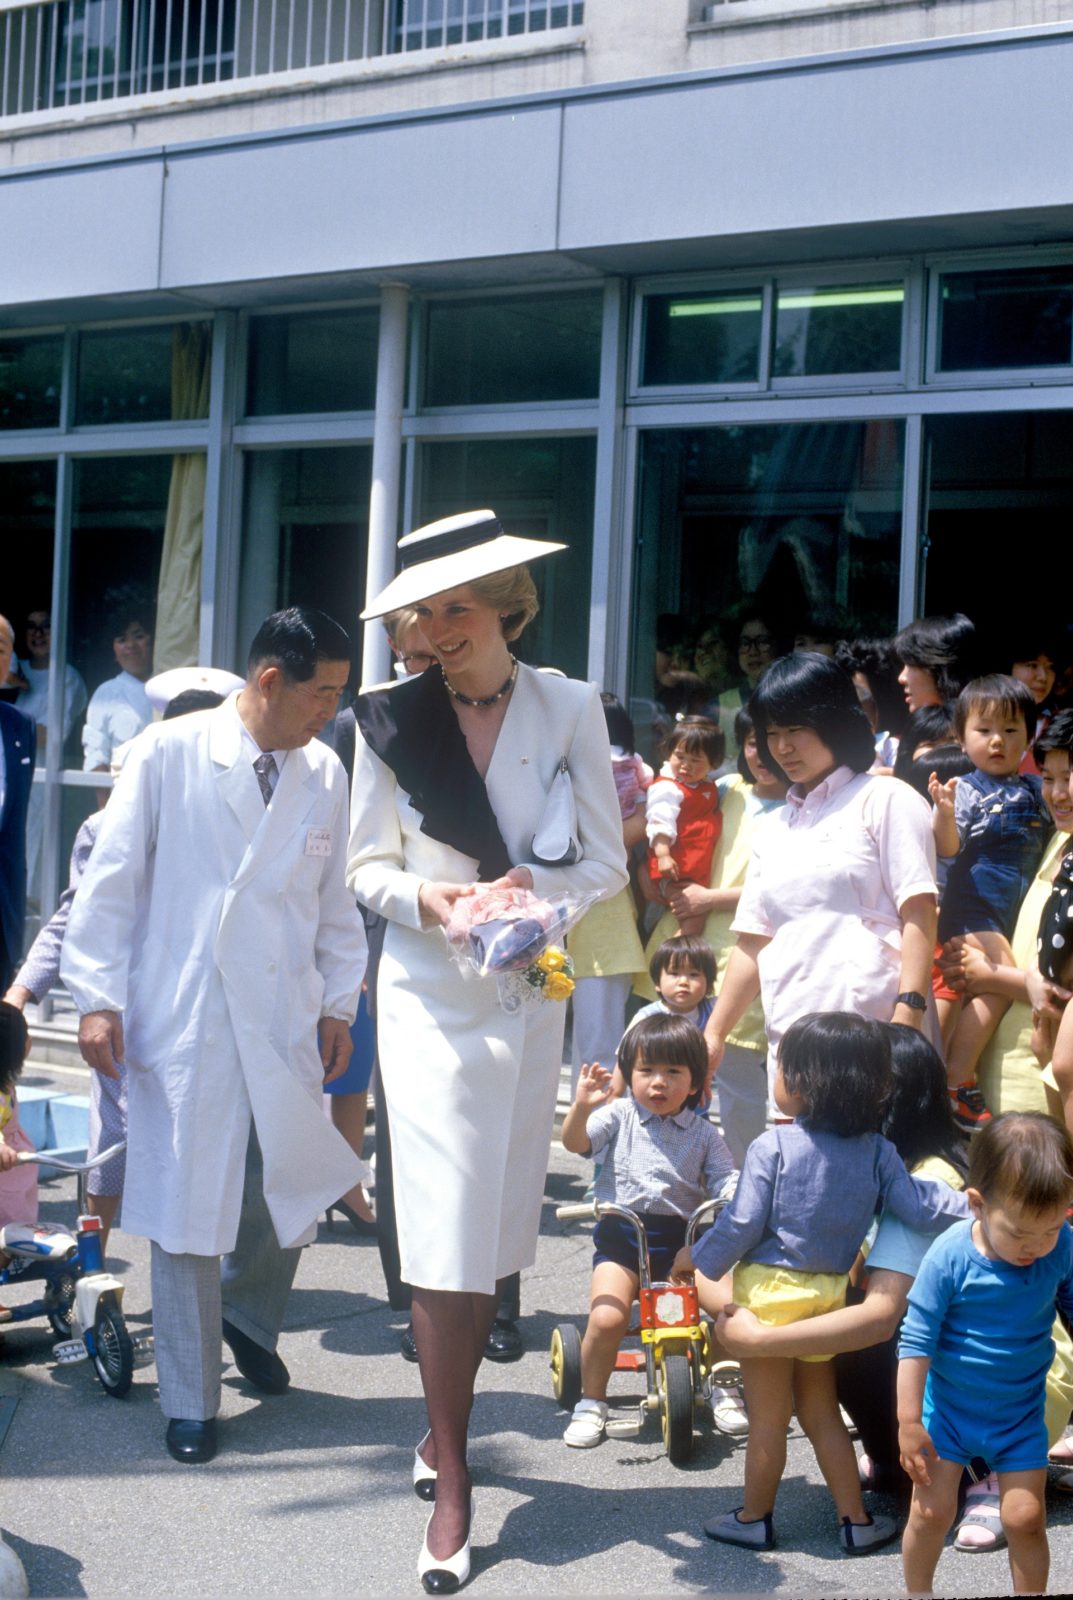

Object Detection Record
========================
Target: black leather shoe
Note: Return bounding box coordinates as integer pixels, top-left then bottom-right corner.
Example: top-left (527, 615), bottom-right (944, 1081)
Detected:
top-left (222, 1318), bottom-right (290, 1394)
top-left (484, 1317), bottom-right (524, 1363)
top-left (400, 1323), bottom-right (419, 1364)
top-left (166, 1417), bottom-right (217, 1464)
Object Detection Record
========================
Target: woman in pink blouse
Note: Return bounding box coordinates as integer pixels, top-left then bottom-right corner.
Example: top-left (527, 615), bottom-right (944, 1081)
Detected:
top-left (704, 653), bottom-right (939, 1108)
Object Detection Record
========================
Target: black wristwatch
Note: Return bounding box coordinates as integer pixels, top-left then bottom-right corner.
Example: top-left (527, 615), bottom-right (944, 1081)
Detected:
top-left (895, 990), bottom-right (927, 1012)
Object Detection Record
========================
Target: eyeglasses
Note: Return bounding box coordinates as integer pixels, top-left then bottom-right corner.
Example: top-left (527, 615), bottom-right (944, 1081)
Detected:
top-left (26, 621), bottom-right (50, 634)
top-left (399, 652), bottom-right (435, 671)
top-left (739, 634), bottom-right (774, 652)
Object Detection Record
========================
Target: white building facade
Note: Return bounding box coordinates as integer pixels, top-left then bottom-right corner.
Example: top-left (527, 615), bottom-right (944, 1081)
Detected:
top-left (1, 0), bottom-right (1072, 928)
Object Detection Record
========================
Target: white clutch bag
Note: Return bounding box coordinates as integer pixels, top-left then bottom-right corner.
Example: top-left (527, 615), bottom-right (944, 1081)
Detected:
top-left (531, 757), bottom-right (582, 867)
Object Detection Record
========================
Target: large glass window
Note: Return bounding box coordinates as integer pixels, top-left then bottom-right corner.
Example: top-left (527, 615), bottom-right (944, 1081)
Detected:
top-left (641, 289), bottom-right (763, 387)
top-left (630, 422), bottom-right (904, 760)
top-left (937, 265), bottom-right (1073, 371)
top-left (921, 412), bottom-right (1073, 645)
top-left (417, 437), bottom-right (596, 680)
top-left (238, 447), bottom-right (372, 661)
top-left (246, 309), bottom-right (379, 415)
top-left (76, 323), bottom-right (211, 425)
top-left (425, 293), bottom-right (602, 406)
top-left (773, 282), bottom-right (904, 378)
top-left (0, 335), bottom-right (63, 429)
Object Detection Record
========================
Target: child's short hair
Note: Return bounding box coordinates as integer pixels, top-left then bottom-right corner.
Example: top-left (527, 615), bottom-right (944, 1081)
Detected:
top-left (904, 742), bottom-right (973, 803)
top-left (968, 1111), bottom-right (1073, 1213)
top-left (667, 716), bottom-right (724, 771)
top-left (778, 1011), bottom-right (891, 1138)
top-left (0, 1001), bottom-right (28, 1098)
top-left (954, 673), bottom-right (1038, 743)
top-left (618, 1013), bottom-right (708, 1111)
top-left (734, 707), bottom-right (756, 783)
top-left (648, 934), bottom-right (716, 993)
top-left (600, 692), bottom-right (636, 755)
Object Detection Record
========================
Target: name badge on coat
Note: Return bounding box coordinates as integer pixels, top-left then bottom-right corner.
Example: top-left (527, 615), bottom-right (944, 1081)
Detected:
top-left (305, 828), bottom-right (332, 858)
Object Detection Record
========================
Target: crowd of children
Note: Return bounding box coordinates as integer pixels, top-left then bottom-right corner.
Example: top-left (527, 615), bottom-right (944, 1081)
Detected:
top-left (557, 611), bottom-right (1073, 1594)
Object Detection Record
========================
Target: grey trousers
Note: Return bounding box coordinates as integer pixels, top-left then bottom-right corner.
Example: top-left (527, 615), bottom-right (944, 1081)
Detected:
top-left (150, 1130), bottom-right (302, 1421)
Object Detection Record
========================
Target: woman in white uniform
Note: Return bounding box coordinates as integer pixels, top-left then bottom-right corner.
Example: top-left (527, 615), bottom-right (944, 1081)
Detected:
top-left (346, 511), bottom-right (627, 1593)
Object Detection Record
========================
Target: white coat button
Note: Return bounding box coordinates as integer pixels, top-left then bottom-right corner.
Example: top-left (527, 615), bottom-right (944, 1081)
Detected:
top-left (268, 961), bottom-right (277, 972)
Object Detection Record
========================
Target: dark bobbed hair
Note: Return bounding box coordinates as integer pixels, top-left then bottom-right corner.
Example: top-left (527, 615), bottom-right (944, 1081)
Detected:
top-left (648, 934), bottom-right (717, 993)
top-left (892, 704), bottom-right (956, 786)
top-left (105, 588), bottom-right (153, 642)
top-left (834, 636), bottom-right (909, 740)
top-left (1036, 708), bottom-right (1073, 765)
top-left (778, 1011), bottom-right (892, 1138)
top-left (903, 743), bottom-right (974, 803)
top-left (162, 689), bottom-right (225, 721)
top-left (968, 1111), bottom-right (1073, 1212)
top-left (748, 653), bottom-right (876, 782)
top-left (881, 1024), bottom-right (968, 1178)
top-left (734, 707), bottom-right (756, 783)
top-left (893, 612), bottom-right (979, 701)
top-left (1009, 629), bottom-right (1064, 672)
top-left (247, 606), bottom-right (351, 684)
top-left (954, 673), bottom-right (1038, 743)
top-left (600, 692), bottom-right (636, 755)
top-left (0, 1000), bottom-right (28, 1097)
top-left (618, 1013), bottom-right (708, 1111)
top-left (667, 715), bottom-right (724, 771)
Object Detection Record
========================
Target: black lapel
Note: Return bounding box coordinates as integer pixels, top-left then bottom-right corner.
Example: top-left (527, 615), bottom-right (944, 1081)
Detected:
top-left (353, 670), bottom-right (512, 881)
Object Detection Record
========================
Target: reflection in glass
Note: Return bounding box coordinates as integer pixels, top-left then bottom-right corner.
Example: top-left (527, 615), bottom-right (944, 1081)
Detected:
top-left (69, 455), bottom-right (173, 773)
top-left (641, 290), bottom-right (762, 387)
top-left (774, 284), bottom-right (903, 377)
top-left (425, 293), bottom-right (602, 406)
top-left (922, 412), bottom-right (1073, 642)
top-left (0, 335), bottom-right (63, 429)
top-left (630, 423), bottom-right (904, 761)
top-left (246, 309), bottom-right (379, 415)
top-left (938, 266), bottom-right (1073, 371)
top-left (239, 448), bottom-right (372, 662)
top-left (418, 437), bottom-right (596, 681)
top-left (76, 323), bottom-right (210, 424)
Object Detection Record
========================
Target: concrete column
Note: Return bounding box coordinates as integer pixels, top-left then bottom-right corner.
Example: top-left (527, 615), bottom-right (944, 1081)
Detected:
top-left (362, 282), bottom-right (409, 690)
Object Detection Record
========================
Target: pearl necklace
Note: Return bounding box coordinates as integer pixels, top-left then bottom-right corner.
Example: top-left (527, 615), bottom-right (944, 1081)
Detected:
top-left (442, 655), bottom-right (518, 708)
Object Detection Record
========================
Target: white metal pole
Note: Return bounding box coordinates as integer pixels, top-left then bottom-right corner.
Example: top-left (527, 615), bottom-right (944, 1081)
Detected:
top-left (361, 281), bottom-right (409, 690)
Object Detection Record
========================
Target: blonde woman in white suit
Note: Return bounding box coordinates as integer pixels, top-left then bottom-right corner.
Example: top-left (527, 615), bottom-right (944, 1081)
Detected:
top-left (347, 512), bottom-right (628, 1593)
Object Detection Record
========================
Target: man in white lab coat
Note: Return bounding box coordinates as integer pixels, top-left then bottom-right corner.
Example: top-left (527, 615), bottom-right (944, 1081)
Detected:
top-left (62, 608), bottom-right (367, 1463)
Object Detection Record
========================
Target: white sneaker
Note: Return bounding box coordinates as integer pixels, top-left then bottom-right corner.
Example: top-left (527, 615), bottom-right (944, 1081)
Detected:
top-left (711, 1381), bottom-right (749, 1437)
top-left (564, 1398), bottom-right (608, 1448)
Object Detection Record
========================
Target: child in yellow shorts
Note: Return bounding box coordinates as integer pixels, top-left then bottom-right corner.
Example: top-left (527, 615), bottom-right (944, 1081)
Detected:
top-left (672, 1011), bottom-right (968, 1555)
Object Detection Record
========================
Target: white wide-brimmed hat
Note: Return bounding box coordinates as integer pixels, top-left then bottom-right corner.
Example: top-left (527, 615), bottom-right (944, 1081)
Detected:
top-left (145, 665), bottom-right (245, 713)
top-left (360, 509), bottom-right (566, 620)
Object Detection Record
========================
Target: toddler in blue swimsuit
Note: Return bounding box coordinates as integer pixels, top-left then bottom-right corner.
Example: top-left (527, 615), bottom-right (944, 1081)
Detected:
top-left (898, 1111), bottom-right (1073, 1598)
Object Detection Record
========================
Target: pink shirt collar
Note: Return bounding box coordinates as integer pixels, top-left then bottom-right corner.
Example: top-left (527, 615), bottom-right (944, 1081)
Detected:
top-left (785, 764), bottom-right (857, 821)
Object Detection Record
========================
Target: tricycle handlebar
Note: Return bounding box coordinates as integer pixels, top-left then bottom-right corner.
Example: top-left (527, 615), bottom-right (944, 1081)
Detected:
top-left (16, 1141), bottom-right (127, 1173)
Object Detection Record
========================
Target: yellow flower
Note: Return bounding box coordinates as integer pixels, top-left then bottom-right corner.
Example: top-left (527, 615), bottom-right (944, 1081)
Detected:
top-left (538, 946), bottom-right (568, 973)
top-left (543, 971), bottom-right (575, 1001)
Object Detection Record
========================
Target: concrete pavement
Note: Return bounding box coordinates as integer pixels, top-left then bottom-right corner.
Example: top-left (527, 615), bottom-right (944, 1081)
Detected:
top-left (3, 1059), bottom-right (1073, 1597)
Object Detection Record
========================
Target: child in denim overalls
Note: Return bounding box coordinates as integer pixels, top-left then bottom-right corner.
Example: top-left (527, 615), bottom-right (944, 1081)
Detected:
top-left (931, 675), bottom-right (1052, 1132)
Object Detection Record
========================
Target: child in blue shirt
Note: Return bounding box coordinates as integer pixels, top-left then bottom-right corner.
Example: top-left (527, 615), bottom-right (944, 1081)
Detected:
top-left (898, 1111), bottom-right (1073, 1598)
top-left (560, 1013), bottom-right (734, 1450)
top-left (930, 675), bottom-right (1051, 1132)
top-left (672, 1011), bottom-right (968, 1556)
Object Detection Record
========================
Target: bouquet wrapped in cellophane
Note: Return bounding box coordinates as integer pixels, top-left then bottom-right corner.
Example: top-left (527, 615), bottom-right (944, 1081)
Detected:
top-left (443, 885), bottom-right (600, 1012)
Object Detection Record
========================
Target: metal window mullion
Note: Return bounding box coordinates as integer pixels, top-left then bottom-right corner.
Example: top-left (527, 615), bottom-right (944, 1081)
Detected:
top-left (898, 411), bottom-right (925, 627)
top-left (32, 8), bottom-right (43, 113)
top-left (322, 0), bottom-right (331, 62)
top-left (40, 449), bottom-right (75, 965)
top-left (64, 1), bottom-right (74, 106)
top-left (251, 0), bottom-right (261, 75)
top-left (286, 0), bottom-right (295, 70)
top-left (268, 0), bottom-right (276, 74)
top-left (589, 277), bottom-right (627, 689)
top-left (228, 0), bottom-right (238, 78)
top-left (3, 13), bottom-right (12, 118)
top-left (113, 0), bottom-right (123, 97)
top-left (146, 0), bottom-right (157, 90)
top-left (47, 3), bottom-right (60, 109)
top-left (304, 0), bottom-right (312, 66)
top-left (179, 0), bottom-right (190, 86)
top-left (96, 0), bottom-right (106, 99)
top-left (79, 0), bottom-right (90, 102)
top-left (17, 10), bottom-right (27, 116)
top-left (199, 311), bottom-right (239, 668)
top-left (197, 0), bottom-right (207, 82)
top-left (163, 0), bottom-right (173, 87)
